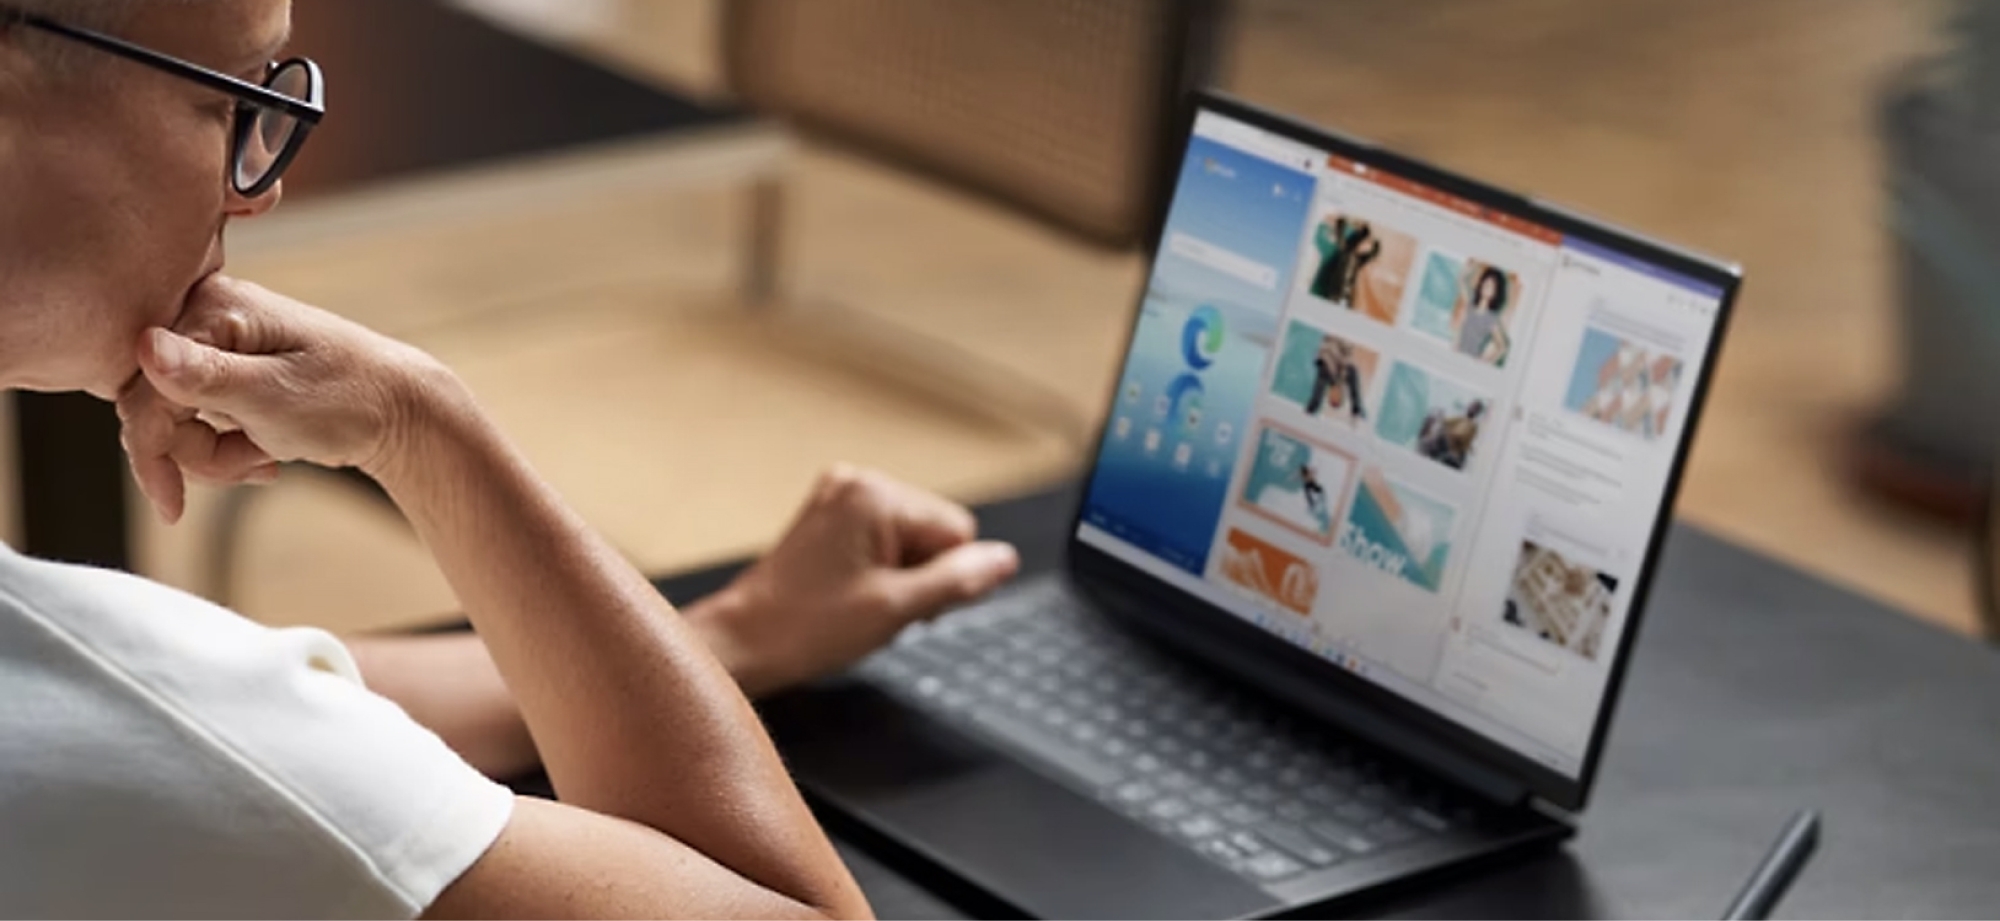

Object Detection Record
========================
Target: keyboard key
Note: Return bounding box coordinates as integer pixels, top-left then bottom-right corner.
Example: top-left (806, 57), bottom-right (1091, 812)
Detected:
top-left (1197, 837), bottom-right (1248, 867)
top-left (1157, 770), bottom-right (1195, 791)
top-left (1175, 813), bottom-right (1225, 842)
top-left (1227, 830), bottom-right (1269, 855)
top-left (1256, 822), bottom-right (1343, 867)
top-left (1241, 783), bottom-right (1278, 804)
top-left (1188, 786), bottom-right (1227, 808)
top-left (1131, 753), bottom-right (1163, 774)
top-left (1335, 800), bottom-right (1383, 824)
top-left (1147, 797), bottom-right (1192, 822)
top-left (1308, 819), bottom-right (1379, 856)
top-left (1300, 782), bottom-right (1345, 805)
top-left (1242, 851), bottom-right (1306, 881)
top-left (1367, 816), bottom-right (1421, 846)
top-left (1274, 799), bottom-right (1312, 823)
top-left (1114, 781), bottom-right (1159, 805)
top-left (970, 710), bottom-right (1124, 789)
top-left (1220, 803), bottom-right (1267, 825)
top-left (1408, 806), bottom-right (1452, 832)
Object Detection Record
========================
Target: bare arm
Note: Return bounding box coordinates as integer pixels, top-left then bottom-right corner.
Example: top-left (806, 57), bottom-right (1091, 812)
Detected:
top-left (120, 275), bottom-right (872, 919)
top-left (346, 465), bottom-right (1018, 782)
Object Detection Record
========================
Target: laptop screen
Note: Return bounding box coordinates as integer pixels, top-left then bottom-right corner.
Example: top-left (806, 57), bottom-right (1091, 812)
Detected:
top-left (1074, 104), bottom-right (1728, 781)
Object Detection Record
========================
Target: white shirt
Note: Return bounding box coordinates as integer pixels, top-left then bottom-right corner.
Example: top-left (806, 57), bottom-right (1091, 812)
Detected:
top-left (0, 544), bottom-right (515, 918)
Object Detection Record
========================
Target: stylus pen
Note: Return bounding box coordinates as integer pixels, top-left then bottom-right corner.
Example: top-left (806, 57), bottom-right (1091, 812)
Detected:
top-left (1720, 809), bottom-right (1821, 921)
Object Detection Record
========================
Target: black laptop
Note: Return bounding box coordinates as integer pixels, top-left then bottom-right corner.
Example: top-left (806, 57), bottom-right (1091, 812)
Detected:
top-left (763, 91), bottom-right (1741, 919)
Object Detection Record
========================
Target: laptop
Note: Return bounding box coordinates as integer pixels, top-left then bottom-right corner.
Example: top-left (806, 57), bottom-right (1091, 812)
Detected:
top-left (762, 91), bottom-right (1741, 919)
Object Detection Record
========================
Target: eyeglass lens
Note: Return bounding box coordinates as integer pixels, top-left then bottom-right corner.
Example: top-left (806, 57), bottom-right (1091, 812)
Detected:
top-left (233, 60), bottom-right (312, 193)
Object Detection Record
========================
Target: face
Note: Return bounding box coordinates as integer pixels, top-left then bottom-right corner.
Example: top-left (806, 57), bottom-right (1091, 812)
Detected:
top-left (1476, 273), bottom-right (1501, 310)
top-left (0, 0), bottom-right (291, 398)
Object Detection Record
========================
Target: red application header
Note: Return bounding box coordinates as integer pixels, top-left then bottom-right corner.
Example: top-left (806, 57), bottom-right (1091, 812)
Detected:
top-left (1327, 154), bottom-right (1562, 246)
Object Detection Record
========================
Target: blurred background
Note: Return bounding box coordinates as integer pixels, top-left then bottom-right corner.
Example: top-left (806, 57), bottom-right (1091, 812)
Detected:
top-left (62, 0), bottom-right (1993, 639)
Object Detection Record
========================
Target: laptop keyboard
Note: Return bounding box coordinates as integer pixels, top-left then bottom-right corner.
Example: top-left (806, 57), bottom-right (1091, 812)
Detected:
top-left (855, 582), bottom-right (1477, 886)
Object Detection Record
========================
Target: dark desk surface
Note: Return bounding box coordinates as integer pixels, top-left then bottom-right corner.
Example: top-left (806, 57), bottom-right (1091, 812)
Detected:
top-left (647, 483), bottom-right (2000, 920)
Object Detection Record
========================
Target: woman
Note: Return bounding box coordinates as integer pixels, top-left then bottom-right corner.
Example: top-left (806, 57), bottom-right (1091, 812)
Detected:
top-left (1456, 266), bottom-right (1512, 365)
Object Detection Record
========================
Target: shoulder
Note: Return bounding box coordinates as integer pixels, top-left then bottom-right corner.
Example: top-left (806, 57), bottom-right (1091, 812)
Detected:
top-left (0, 546), bottom-right (513, 918)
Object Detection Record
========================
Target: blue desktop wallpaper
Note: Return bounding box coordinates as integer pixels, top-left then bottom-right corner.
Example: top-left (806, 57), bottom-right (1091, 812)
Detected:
top-left (1082, 133), bottom-right (1315, 574)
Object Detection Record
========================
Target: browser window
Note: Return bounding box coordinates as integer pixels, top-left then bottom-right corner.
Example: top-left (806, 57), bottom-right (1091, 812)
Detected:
top-left (1077, 108), bottom-right (1725, 777)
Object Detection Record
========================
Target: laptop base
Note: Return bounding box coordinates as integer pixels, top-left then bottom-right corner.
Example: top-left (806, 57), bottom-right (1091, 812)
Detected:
top-left (762, 574), bottom-right (1573, 920)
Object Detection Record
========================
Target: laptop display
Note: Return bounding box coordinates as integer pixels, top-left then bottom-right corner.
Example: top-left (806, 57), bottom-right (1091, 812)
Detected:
top-left (1076, 103), bottom-right (1730, 783)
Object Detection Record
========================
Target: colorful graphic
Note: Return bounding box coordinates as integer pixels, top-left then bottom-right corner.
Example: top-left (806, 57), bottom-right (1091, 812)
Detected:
top-left (1339, 468), bottom-right (1457, 592)
top-left (1218, 528), bottom-right (1318, 616)
top-left (1376, 361), bottom-right (1490, 472)
top-left (1240, 424), bottom-right (1356, 545)
top-left (1408, 250), bottom-right (1466, 342)
top-left (1306, 212), bottom-right (1417, 325)
top-left (1562, 326), bottom-right (1683, 440)
top-left (1268, 319), bottom-right (1379, 427)
top-left (1451, 261), bottom-right (1523, 367)
top-left (1504, 540), bottom-right (1618, 662)
top-left (1080, 134), bottom-right (1315, 574)
top-left (1410, 255), bottom-right (1524, 367)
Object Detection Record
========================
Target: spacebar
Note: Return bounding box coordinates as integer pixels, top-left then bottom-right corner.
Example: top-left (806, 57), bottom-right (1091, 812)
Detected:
top-left (970, 709), bottom-right (1124, 790)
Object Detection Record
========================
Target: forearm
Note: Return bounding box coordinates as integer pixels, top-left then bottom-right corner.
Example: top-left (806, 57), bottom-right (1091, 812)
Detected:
top-left (367, 376), bottom-right (863, 916)
top-left (344, 594), bottom-right (764, 781)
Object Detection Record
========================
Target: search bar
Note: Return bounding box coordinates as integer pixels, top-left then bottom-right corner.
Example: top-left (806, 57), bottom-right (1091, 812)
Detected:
top-left (1168, 232), bottom-right (1279, 290)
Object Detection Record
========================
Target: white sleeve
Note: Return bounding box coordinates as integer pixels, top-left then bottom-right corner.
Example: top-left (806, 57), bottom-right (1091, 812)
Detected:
top-left (0, 550), bottom-right (515, 919)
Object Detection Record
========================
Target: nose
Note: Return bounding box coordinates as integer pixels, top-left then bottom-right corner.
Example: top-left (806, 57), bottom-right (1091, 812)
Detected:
top-left (224, 179), bottom-right (284, 220)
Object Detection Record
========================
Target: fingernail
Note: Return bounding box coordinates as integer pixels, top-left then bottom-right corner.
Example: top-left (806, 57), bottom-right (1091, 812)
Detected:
top-left (148, 329), bottom-right (187, 374)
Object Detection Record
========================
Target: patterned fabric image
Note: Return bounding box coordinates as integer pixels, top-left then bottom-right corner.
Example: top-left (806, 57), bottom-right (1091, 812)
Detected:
top-left (1561, 326), bottom-right (1683, 440)
top-left (1503, 540), bottom-right (1618, 662)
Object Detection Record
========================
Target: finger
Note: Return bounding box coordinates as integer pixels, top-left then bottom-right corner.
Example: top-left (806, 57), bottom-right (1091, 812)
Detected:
top-left (871, 474), bottom-right (979, 565)
top-left (124, 439), bottom-right (187, 524)
top-left (879, 540), bottom-right (1019, 621)
top-left (172, 275), bottom-right (293, 355)
top-left (137, 327), bottom-right (267, 414)
top-left (117, 376), bottom-right (196, 524)
top-left (166, 419), bottom-right (274, 484)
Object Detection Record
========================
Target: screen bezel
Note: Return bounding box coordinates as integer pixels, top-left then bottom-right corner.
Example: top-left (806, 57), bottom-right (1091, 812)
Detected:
top-left (1064, 89), bottom-right (1742, 813)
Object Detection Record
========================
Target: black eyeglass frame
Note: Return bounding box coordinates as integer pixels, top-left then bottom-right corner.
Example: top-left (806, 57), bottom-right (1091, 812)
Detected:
top-left (0, 4), bottom-right (324, 196)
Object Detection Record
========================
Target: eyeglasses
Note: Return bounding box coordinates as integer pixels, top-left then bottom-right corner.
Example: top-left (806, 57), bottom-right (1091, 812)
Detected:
top-left (0, 5), bottom-right (324, 197)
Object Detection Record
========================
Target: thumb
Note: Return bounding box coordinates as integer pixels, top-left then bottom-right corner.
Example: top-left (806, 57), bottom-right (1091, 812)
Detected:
top-left (138, 327), bottom-right (263, 411)
top-left (881, 540), bottom-right (1020, 621)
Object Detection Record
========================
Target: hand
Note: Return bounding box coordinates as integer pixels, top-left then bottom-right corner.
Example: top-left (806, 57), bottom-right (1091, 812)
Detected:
top-left (686, 466), bottom-right (1020, 697)
top-left (117, 274), bottom-right (456, 523)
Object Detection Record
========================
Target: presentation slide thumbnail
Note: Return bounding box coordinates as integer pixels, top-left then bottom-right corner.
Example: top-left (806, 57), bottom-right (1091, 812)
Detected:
top-left (1268, 319), bottom-right (1380, 427)
top-left (1375, 361), bottom-right (1490, 472)
top-left (1339, 467), bottom-right (1457, 592)
top-left (1502, 539), bottom-right (1618, 662)
top-left (1240, 424), bottom-right (1357, 545)
top-left (1218, 527), bottom-right (1319, 616)
top-left (1562, 325), bottom-right (1683, 440)
top-left (1306, 212), bottom-right (1416, 325)
top-left (1409, 251), bottom-right (1523, 368)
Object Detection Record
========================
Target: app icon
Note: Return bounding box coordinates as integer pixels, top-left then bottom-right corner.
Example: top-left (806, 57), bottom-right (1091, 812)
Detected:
top-left (1215, 421), bottom-right (1233, 445)
top-left (1124, 381), bottom-right (1142, 404)
top-left (1153, 394), bottom-right (1171, 420)
top-left (1113, 416), bottom-right (1132, 440)
top-left (1144, 429), bottom-right (1162, 454)
top-left (1172, 442), bottom-right (1193, 470)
